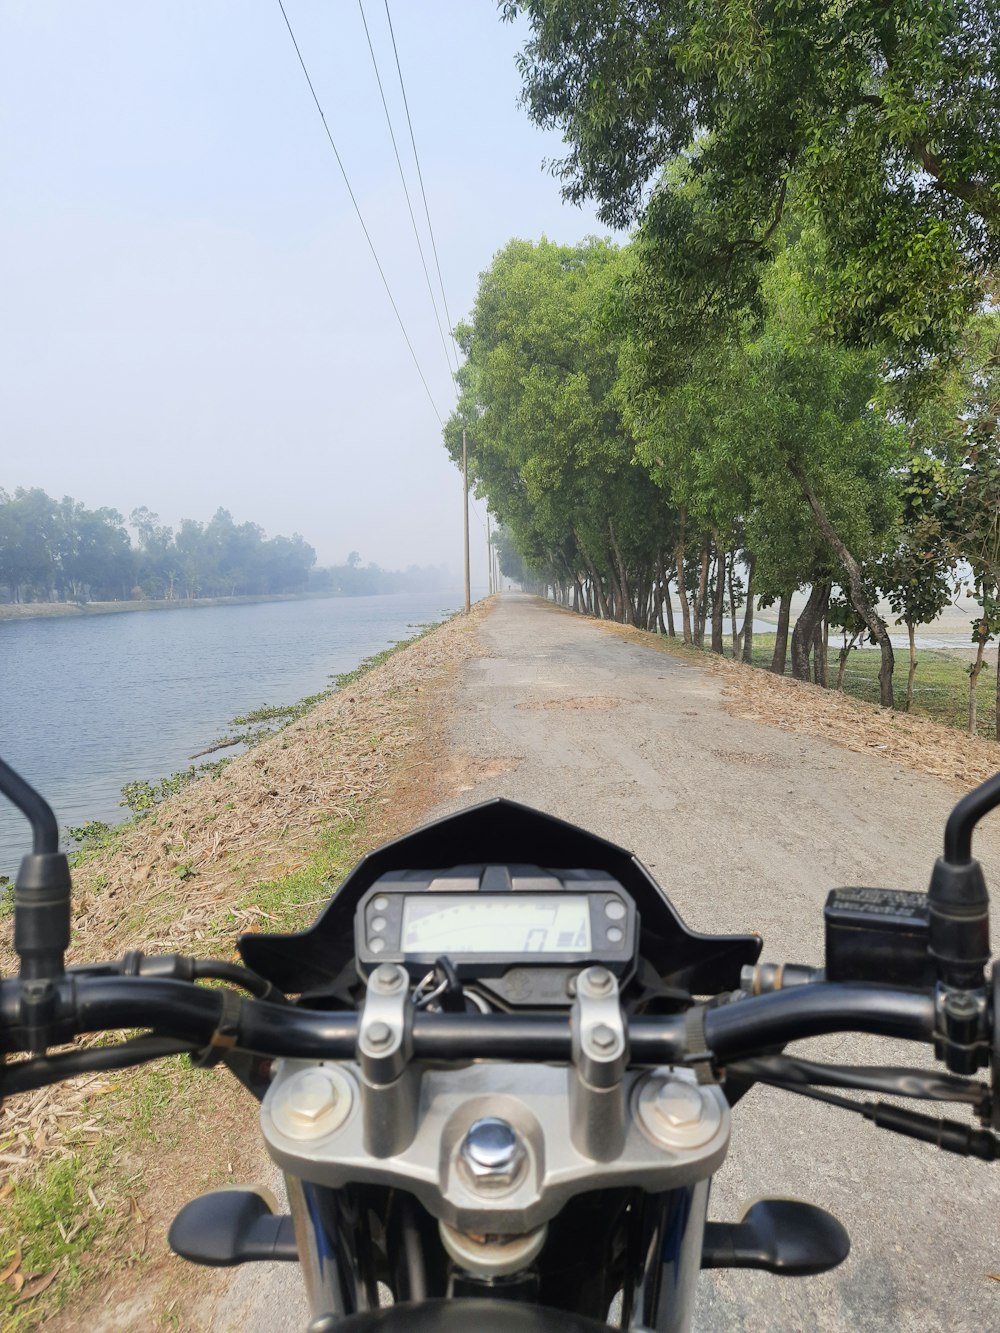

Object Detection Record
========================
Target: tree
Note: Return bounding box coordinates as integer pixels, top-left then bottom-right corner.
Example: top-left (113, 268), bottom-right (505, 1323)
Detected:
top-left (505, 1), bottom-right (999, 360)
top-left (880, 458), bottom-right (955, 713)
top-left (616, 224), bottom-right (905, 701)
top-left (444, 236), bottom-right (676, 628)
top-left (130, 507), bottom-right (177, 598)
top-left (0, 489), bottom-right (61, 601)
top-left (902, 314), bottom-right (1000, 735)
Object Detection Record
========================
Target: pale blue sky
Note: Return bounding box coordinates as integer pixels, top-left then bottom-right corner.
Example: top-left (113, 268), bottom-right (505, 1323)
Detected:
top-left (0, 1), bottom-right (615, 583)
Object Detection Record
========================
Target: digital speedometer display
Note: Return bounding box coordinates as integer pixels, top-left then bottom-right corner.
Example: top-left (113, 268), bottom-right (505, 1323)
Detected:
top-left (400, 894), bottom-right (593, 955)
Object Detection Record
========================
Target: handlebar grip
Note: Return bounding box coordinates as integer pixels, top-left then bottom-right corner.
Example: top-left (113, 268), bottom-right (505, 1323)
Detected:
top-left (703, 985), bottom-right (936, 1060)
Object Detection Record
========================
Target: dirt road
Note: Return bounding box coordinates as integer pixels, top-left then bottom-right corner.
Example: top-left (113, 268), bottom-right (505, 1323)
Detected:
top-left (216, 594), bottom-right (1000, 1331)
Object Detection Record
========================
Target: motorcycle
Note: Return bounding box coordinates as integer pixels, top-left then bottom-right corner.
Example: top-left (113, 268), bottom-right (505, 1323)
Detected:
top-left (1, 753), bottom-right (997, 1332)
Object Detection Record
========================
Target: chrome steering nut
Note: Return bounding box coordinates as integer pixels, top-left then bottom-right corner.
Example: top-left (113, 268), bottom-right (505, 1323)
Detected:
top-left (457, 1116), bottom-right (527, 1194)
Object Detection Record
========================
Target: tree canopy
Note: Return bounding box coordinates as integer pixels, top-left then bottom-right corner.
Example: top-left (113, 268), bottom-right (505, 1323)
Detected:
top-left (504, 0), bottom-right (1000, 359)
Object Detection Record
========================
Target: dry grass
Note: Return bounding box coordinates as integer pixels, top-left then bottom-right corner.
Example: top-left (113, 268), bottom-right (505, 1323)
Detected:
top-left (719, 661), bottom-right (1000, 790)
top-left (595, 618), bottom-right (1000, 792)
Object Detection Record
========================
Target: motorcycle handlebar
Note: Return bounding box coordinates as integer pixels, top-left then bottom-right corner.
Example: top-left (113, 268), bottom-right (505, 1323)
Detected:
top-left (0, 976), bottom-right (938, 1070)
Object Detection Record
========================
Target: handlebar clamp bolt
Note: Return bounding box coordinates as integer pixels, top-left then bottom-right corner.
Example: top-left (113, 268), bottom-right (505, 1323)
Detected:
top-left (588, 1023), bottom-right (619, 1055)
top-left (365, 1021), bottom-right (394, 1050)
top-left (371, 964), bottom-right (405, 994)
top-left (582, 967), bottom-right (614, 997)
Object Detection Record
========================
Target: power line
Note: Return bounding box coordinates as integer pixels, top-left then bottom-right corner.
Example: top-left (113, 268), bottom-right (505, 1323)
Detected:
top-left (357, 0), bottom-right (458, 381)
top-left (276, 0), bottom-right (443, 426)
top-left (384, 2), bottom-right (460, 371)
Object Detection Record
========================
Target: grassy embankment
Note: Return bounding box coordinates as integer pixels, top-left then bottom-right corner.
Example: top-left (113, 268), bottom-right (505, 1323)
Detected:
top-left (0, 607), bottom-right (487, 1329)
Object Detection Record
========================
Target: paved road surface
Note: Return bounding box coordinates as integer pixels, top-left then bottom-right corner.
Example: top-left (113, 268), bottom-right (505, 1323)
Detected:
top-left (212, 594), bottom-right (1000, 1332)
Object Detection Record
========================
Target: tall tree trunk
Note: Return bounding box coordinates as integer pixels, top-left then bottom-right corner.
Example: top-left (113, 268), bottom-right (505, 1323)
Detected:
top-left (740, 554), bottom-right (756, 664)
top-left (576, 534), bottom-right (610, 619)
top-left (771, 588), bottom-right (792, 674)
top-left (727, 556), bottom-right (740, 657)
top-left (650, 561), bottom-right (664, 633)
top-left (790, 462), bottom-right (894, 708)
top-left (969, 632), bottom-right (988, 736)
top-left (791, 581), bottom-right (830, 681)
top-left (607, 553), bottom-right (624, 623)
top-left (674, 510), bottom-right (692, 645)
top-left (693, 541), bottom-right (710, 648)
top-left (608, 520), bottom-right (634, 626)
top-left (906, 620), bottom-right (917, 713)
top-left (636, 565), bottom-right (650, 629)
top-left (663, 571), bottom-right (676, 637)
top-left (711, 538), bottom-right (725, 655)
top-left (812, 618), bottom-right (828, 687)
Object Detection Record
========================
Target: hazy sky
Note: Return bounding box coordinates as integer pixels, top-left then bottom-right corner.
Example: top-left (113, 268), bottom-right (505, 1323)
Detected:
top-left (0, 1), bottom-right (615, 586)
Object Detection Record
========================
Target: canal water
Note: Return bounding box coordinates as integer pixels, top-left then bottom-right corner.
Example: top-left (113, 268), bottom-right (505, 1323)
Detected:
top-left (0, 592), bottom-right (468, 873)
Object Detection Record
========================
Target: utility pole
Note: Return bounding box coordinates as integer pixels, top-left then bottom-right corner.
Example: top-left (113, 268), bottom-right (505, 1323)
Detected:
top-left (462, 427), bottom-right (471, 614)
top-left (486, 512), bottom-right (492, 595)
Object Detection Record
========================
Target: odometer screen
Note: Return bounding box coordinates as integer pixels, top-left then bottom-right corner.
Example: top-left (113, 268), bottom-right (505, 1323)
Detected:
top-left (400, 894), bottom-right (593, 955)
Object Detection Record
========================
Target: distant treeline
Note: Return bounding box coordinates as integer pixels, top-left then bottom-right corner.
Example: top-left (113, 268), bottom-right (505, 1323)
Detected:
top-left (308, 552), bottom-right (451, 597)
top-left (0, 488), bottom-right (447, 603)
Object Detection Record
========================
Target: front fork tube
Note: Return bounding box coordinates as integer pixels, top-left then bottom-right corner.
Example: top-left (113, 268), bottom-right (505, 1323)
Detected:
top-left (286, 1175), bottom-right (376, 1323)
top-left (628, 1181), bottom-right (710, 1333)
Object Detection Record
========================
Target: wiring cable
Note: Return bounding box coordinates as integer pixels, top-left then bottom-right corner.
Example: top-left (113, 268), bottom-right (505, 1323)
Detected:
top-left (358, 0), bottom-right (457, 380)
top-left (1, 1037), bottom-right (198, 1097)
top-left (384, 1), bottom-right (461, 371)
top-left (751, 1076), bottom-right (1000, 1160)
top-left (727, 1054), bottom-right (987, 1108)
top-left (276, 0), bottom-right (444, 426)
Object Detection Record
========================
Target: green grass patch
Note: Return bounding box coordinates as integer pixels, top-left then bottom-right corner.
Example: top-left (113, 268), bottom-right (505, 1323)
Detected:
top-left (65, 821), bottom-right (129, 872)
top-left (741, 633), bottom-right (998, 737)
top-left (0, 1154), bottom-right (107, 1329)
top-left (232, 814), bottom-right (367, 936)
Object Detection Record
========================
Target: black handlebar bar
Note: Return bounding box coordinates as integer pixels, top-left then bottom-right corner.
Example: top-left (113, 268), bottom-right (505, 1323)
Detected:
top-left (0, 975), bottom-right (938, 1068)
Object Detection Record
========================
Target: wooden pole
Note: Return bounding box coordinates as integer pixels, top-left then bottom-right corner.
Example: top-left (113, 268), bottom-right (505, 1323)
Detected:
top-left (463, 428), bottom-right (471, 614)
top-left (486, 512), bottom-right (493, 594)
